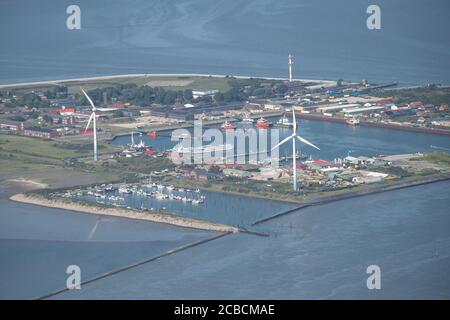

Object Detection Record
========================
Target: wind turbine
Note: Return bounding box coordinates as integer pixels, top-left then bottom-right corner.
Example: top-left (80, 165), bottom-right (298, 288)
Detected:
top-left (272, 109), bottom-right (320, 191)
top-left (80, 87), bottom-right (117, 161)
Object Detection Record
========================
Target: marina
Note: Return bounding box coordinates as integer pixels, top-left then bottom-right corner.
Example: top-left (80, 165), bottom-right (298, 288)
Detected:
top-left (59, 183), bottom-right (206, 208)
top-left (51, 182), bottom-right (296, 228)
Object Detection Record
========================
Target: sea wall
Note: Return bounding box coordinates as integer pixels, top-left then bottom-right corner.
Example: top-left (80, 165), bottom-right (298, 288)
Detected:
top-left (298, 113), bottom-right (450, 136)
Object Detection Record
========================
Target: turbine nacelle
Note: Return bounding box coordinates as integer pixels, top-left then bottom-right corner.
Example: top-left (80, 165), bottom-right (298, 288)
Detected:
top-left (80, 87), bottom-right (118, 112)
top-left (271, 109), bottom-right (320, 190)
top-left (80, 87), bottom-right (118, 161)
top-left (80, 87), bottom-right (96, 112)
top-left (271, 109), bottom-right (320, 151)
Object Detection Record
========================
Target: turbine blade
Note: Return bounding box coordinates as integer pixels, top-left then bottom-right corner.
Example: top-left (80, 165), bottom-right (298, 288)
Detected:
top-left (297, 135), bottom-right (320, 150)
top-left (271, 135), bottom-right (292, 151)
top-left (85, 113), bottom-right (94, 131)
top-left (292, 108), bottom-right (297, 131)
top-left (80, 87), bottom-right (96, 110)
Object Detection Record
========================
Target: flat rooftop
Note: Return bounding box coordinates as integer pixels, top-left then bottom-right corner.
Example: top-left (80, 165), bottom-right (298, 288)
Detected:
top-left (318, 104), bottom-right (360, 112)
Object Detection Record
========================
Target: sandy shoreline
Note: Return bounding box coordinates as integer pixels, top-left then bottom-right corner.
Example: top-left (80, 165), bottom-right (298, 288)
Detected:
top-left (0, 73), bottom-right (336, 89)
top-left (9, 193), bottom-right (240, 233)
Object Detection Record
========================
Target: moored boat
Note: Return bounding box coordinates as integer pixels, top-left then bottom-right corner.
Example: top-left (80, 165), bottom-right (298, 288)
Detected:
top-left (256, 117), bottom-right (272, 129)
top-left (241, 116), bottom-right (254, 124)
top-left (118, 187), bottom-right (131, 194)
top-left (147, 131), bottom-right (159, 138)
top-left (275, 115), bottom-right (293, 128)
top-left (346, 118), bottom-right (360, 126)
top-left (221, 121), bottom-right (236, 130)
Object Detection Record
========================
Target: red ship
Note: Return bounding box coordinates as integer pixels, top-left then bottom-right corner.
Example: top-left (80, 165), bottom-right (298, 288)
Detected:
top-left (144, 146), bottom-right (157, 156)
top-left (221, 121), bottom-right (236, 130)
top-left (147, 131), bottom-right (159, 138)
top-left (256, 117), bottom-right (272, 129)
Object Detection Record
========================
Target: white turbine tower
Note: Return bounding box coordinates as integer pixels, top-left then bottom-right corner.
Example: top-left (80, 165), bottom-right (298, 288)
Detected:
top-left (81, 87), bottom-right (117, 161)
top-left (272, 109), bottom-right (320, 191)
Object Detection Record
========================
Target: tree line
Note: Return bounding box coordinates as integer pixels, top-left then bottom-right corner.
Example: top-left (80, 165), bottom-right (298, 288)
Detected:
top-left (1, 78), bottom-right (291, 110)
top-left (79, 78), bottom-right (290, 107)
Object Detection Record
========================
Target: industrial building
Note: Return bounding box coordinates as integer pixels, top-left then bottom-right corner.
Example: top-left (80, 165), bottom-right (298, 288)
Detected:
top-left (0, 120), bottom-right (24, 131)
top-left (151, 102), bottom-right (244, 121)
top-left (23, 127), bottom-right (58, 139)
top-left (343, 106), bottom-right (384, 115)
top-left (317, 104), bottom-right (360, 113)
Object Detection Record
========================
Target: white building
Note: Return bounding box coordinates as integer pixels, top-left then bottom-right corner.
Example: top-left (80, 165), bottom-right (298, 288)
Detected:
top-left (318, 104), bottom-right (361, 113)
top-left (192, 90), bottom-right (219, 99)
top-left (343, 106), bottom-right (384, 115)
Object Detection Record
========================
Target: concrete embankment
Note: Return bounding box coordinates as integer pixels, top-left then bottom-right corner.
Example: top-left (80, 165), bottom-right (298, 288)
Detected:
top-left (360, 121), bottom-right (450, 136)
top-left (298, 113), bottom-right (450, 136)
top-left (251, 174), bottom-right (450, 226)
top-left (9, 194), bottom-right (240, 233)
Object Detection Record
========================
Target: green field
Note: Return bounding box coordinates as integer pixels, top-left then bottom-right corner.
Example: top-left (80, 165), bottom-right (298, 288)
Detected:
top-left (0, 134), bottom-right (119, 160)
top-left (29, 76), bottom-right (232, 93)
top-left (0, 133), bottom-right (176, 188)
top-left (0, 133), bottom-right (123, 187)
top-left (420, 152), bottom-right (450, 167)
top-left (373, 86), bottom-right (450, 106)
top-left (1, 75), bottom-right (233, 95)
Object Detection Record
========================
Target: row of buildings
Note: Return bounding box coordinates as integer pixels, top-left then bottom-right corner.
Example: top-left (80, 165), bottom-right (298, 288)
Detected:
top-left (170, 155), bottom-right (397, 192)
top-left (0, 120), bottom-right (58, 139)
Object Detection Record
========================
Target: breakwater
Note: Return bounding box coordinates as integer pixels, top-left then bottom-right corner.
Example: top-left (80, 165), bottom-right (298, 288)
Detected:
top-left (35, 231), bottom-right (232, 300)
top-left (251, 174), bottom-right (450, 226)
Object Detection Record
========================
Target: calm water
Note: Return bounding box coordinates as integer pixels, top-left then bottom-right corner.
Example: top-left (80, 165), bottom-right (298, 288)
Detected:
top-left (0, 195), bottom-right (217, 299)
top-left (112, 118), bottom-right (450, 159)
top-left (1, 0), bottom-right (449, 85)
top-left (80, 188), bottom-right (295, 228)
top-left (55, 180), bottom-right (450, 299)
